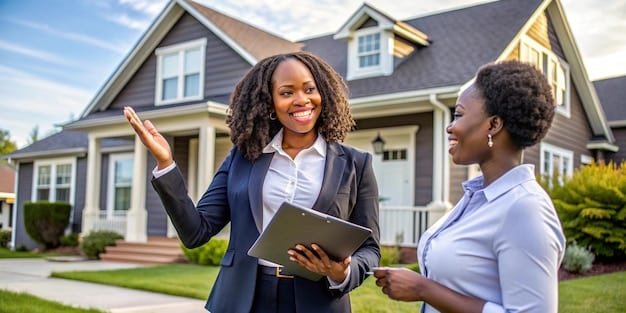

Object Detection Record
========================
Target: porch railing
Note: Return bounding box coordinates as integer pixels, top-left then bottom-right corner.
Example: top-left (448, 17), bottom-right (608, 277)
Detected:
top-left (93, 211), bottom-right (127, 237)
top-left (379, 206), bottom-right (446, 247)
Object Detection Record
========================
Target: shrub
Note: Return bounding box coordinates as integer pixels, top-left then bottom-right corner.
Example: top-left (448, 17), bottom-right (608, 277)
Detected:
top-left (563, 242), bottom-right (595, 273)
top-left (0, 229), bottom-right (11, 248)
top-left (23, 201), bottom-right (71, 248)
top-left (60, 232), bottom-right (79, 247)
top-left (80, 230), bottom-right (123, 259)
top-left (182, 238), bottom-right (228, 266)
top-left (541, 162), bottom-right (626, 262)
top-left (379, 246), bottom-right (401, 266)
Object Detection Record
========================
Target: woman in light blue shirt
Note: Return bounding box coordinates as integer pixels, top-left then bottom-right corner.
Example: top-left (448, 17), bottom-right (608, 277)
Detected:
top-left (373, 60), bottom-right (566, 313)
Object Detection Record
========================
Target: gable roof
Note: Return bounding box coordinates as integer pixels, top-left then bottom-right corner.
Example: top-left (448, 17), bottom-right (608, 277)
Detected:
top-left (80, 0), bottom-right (300, 118)
top-left (594, 75), bottom-right (626, 126)
top-left (334, 2), bottom-right (430, 46)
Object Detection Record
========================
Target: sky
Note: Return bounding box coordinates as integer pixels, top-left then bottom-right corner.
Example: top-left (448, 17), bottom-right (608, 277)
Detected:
top-left (1, 0), bottom-right (625, 149)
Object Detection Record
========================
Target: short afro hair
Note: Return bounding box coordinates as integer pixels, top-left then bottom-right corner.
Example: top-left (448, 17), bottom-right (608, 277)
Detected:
top-left (474, 60), bottom-right (555, 149)
top-left (227, 51), bottom-right (354, 160)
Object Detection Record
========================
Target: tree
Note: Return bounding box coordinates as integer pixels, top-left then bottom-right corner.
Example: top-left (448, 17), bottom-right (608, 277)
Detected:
top-left (0, 129), bottom-right (17, 155)
top-left (27, 125), bottom-right (39, 145)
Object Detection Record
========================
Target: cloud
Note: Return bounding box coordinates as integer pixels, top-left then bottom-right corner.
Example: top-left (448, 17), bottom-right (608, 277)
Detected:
top-left (7, 18), bottom-right (128, 54)
top-left (0, 39), bottom-right (77, 67)
top-left (103, 0), bottom-right (168, 31)
top-left (0, 65), bottom-right (92, 148)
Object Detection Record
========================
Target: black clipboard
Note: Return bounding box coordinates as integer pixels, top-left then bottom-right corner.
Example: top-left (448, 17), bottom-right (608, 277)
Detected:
top-left (247, 202), bottom-right (372, 281)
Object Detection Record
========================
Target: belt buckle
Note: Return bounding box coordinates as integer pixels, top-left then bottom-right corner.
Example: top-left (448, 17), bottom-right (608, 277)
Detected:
top-left (276, 267), bottom-right (294, 278)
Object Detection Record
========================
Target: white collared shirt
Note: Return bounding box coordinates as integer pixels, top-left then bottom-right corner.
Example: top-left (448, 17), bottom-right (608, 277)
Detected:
top-left (417, 164), bottom-right (565, 313)
top-left (258, 129), bottom-right (326, 266)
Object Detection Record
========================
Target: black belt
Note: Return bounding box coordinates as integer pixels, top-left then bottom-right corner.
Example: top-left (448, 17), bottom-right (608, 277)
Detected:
top-left (259, 265), bottom-right (295, 278)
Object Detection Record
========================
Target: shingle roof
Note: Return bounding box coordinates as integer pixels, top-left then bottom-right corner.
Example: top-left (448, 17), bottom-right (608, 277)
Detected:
top-left (186, 0), bottom-right (303, 61)
top-left (593, 76), bottom-right (626, 123)
top-left (4, 130), bottom-right (132, 160)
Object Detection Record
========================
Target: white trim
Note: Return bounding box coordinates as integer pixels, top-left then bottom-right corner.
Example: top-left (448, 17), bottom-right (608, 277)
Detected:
top-left (31, 157), bottom-right (77, 205)
top-left (106, 153), bottom-right (134, 219)
top-left (155, 38), bottom-right (206, 106)
top-left (540, 142), bottom-right (574, 185)
top-left (347, 28), bottom-right (393, 80)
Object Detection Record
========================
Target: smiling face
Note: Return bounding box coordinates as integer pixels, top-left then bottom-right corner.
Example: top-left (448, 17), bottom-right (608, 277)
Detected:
top-left (447, 83), bottom-right (492, 165)
top-left (271, 58), bottom-right (322, 138)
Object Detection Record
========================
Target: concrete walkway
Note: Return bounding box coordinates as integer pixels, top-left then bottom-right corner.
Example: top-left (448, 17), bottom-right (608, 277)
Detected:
top-left (0, 258), bottom-right (207, 313)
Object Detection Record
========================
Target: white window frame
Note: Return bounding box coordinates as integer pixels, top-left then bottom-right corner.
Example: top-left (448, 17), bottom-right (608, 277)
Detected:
top-left (540, 142), bottom-right (574, 186)
top-left (32, 158), bottom-right (76, 205)
top-left (106, 153), bottom-right (134, 219)
top-left (347, 27), bottom-right (393, 80)
top-left (155, 38), bottom-right (206, 106)
top-left (520, 36), bottom-right (570, 118)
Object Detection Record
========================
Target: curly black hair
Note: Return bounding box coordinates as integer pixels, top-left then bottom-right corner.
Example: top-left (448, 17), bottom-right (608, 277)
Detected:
top-left (226, 51), bottom-right (355, 160)
top-left (474, 60), bottom-right (555, 149)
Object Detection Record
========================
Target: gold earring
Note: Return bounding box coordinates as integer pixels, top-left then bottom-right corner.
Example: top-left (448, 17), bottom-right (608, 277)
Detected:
top-left (487, 134), bottom-right (493, 148)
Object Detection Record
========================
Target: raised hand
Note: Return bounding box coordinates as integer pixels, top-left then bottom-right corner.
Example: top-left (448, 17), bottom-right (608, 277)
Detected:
top-left (123, 106), bottom-right (173, 170)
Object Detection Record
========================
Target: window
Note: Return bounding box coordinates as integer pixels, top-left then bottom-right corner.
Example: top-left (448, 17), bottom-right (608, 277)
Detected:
top-left (107, 153), bottom-right (134, 217)
top-left (155, 38), bottom-right (206, 105)
top-left (540, 143), bottom-right (573, 186)
top-left (520, 37), bottom-right (570, 117)
top-left (358, 33), bottom-right (381, 68)
top-left (33, 159), bottom-right (75, 203)
top-left (347, 28), bottom-right (392, 80)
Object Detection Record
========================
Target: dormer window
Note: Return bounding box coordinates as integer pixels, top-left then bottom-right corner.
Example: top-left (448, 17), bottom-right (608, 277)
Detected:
top-left (155, 38), bottom-right (206, 106)
top-left (335, 4), bottom-right (429, 81)
top-left (347, 27), bottom-right (392, 80)
top-left (358, 32), bottom-right (381, 68)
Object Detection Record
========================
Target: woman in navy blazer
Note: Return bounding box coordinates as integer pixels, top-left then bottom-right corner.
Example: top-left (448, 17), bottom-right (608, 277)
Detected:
top-left (124, 51), bottom-right (380, 313)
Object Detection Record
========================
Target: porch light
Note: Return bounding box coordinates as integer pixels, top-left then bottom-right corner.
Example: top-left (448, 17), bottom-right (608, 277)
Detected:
top-left (371, 132), bottom-right (386, 155)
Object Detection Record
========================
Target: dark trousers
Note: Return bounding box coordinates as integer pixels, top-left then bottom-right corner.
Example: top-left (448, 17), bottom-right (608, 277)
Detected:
top-left (250, 266), bottom-right (297, 313)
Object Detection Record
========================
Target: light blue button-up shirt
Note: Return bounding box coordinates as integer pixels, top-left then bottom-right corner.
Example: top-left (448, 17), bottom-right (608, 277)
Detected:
top-left (417, 164), bottom-right (565, 313)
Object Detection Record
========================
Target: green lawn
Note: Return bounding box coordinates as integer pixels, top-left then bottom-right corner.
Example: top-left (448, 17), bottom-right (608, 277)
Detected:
top-left (0, 247), bottom-right (60, 259)
top-left (51, 264), bottom-right (626, 313)
top-left (0, 289), bottom-right (104, 313)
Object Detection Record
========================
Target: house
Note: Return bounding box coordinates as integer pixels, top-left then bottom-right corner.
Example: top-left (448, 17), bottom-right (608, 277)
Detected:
top-left (4, 0), bottom-right (617, 262)
top-left (593, 75), bottom-right (626, 164)
top-left (0, 164), bottom-right (16, 231)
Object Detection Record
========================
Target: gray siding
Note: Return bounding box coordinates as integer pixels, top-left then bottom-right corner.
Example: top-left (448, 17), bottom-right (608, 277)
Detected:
top-left (14, 162), bottom-right (35, 249)
top-left (71, 157), bottom-right (87, 233)
top-left (109, 13), bottom-right (251, 110)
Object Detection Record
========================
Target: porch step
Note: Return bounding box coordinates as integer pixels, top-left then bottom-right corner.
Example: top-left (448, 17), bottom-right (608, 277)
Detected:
top-left (99, 236), bottom-right (187, 265)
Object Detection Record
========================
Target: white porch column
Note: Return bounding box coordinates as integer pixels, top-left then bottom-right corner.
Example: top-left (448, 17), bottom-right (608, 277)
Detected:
top-left (429, 94), bottom-right (452, 209)
top-left (81, 135), bottom-right (101, 236)
top-left (196, 125), bottom-right (215, 198)
top-left (126, 136), bottom-right (148, 242)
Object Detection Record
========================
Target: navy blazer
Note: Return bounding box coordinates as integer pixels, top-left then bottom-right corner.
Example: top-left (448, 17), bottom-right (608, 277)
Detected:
top-left (151, 142), bottom-right (380, 313)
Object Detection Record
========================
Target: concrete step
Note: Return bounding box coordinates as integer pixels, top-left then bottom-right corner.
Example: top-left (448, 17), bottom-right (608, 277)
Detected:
top-left (99, 237), bottom-right (186, 265)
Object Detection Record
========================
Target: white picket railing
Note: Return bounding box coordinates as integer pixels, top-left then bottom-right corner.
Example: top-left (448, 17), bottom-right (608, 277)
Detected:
top-left (379, 205), bottom-right (446, 247)
top-left (93, 211), bottom-right (127, 237)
